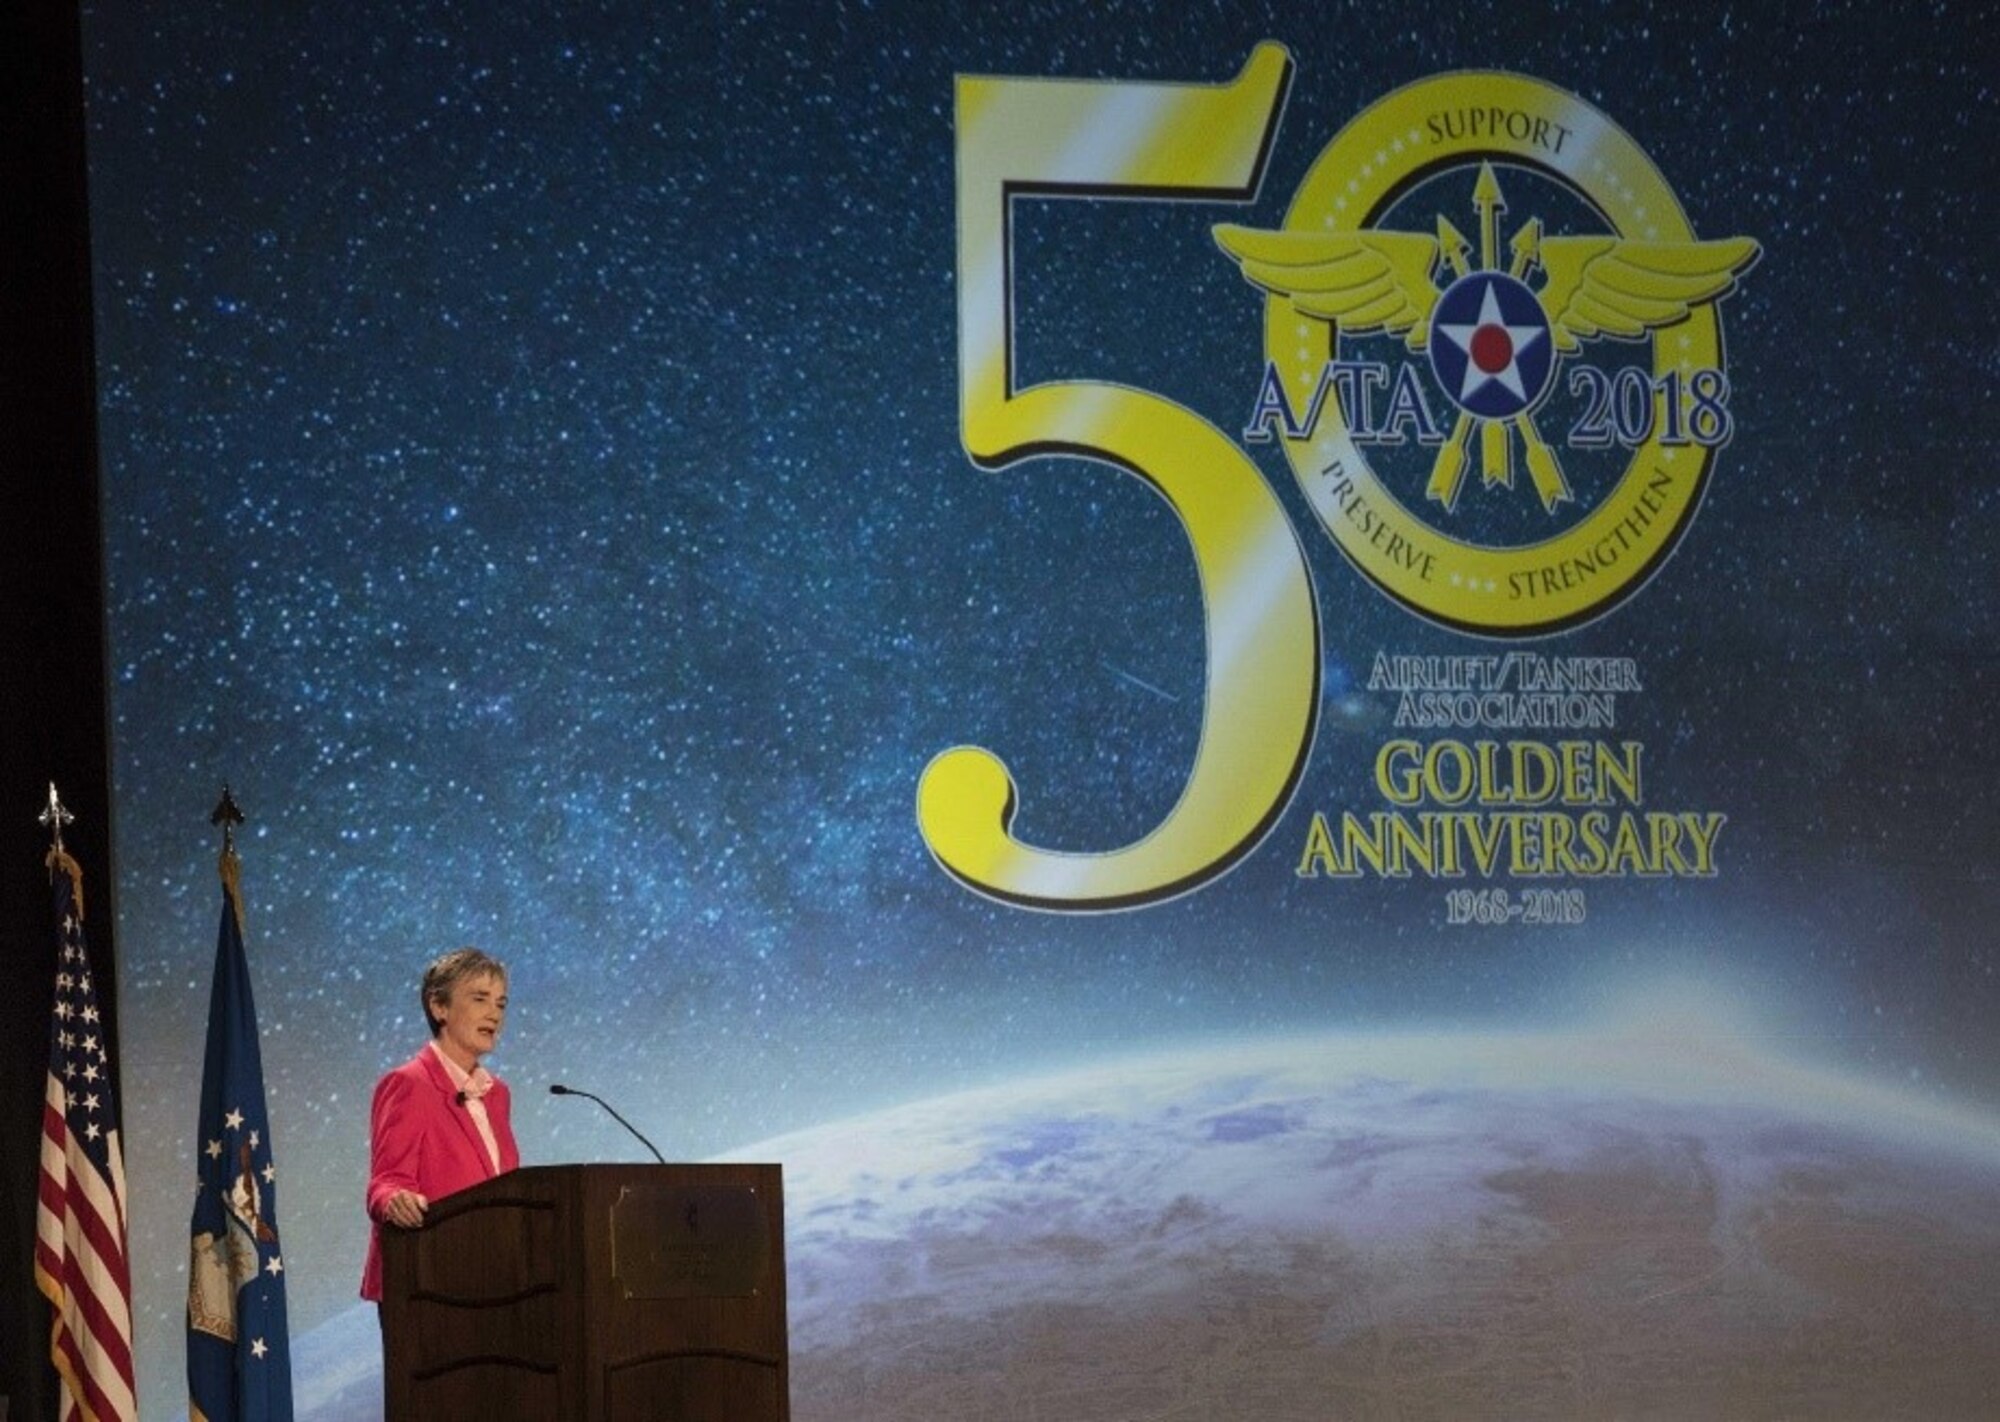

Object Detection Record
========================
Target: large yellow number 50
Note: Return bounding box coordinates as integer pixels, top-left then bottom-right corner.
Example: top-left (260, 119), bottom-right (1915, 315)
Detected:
top-left (920, 44), bottom-right (1318, 909)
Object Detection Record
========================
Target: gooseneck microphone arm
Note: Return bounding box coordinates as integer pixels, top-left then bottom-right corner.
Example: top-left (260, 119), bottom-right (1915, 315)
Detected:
top-left (548, 1083), bottom-right (667, 1164)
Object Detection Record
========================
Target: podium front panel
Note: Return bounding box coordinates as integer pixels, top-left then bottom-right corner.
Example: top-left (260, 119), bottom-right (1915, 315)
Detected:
top-left (588, 1165), bottom-right (789, 1420)
top-left (381, 1164), bottom-right (787, 1422)
top-left (382, 1171), bottom-right (577, 1421)
top-left (605, 1353), bottom-right (786, 1421)
top-left (611, 1182), bottom-right (771, 1299)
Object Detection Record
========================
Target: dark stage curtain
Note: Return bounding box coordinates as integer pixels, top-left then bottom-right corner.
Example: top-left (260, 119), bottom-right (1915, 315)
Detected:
top-left (1, 4), bottom-right (118, 1420)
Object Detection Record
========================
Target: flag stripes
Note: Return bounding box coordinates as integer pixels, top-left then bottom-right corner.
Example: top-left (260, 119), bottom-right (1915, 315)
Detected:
top-left (35, 853), bottom-right (139, 1422)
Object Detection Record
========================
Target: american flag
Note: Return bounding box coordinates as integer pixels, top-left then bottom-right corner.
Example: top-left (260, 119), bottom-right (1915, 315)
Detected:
top-left (34, 851), bottom-right (138, 1422)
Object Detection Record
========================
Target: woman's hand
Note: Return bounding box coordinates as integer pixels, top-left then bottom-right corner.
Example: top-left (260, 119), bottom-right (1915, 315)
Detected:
top-left (381, 1188), bottom-right (429, 1228)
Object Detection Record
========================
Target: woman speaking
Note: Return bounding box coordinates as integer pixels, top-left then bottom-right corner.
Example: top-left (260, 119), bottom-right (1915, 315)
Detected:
top-left (360, 947), bottom-right (520, 1301)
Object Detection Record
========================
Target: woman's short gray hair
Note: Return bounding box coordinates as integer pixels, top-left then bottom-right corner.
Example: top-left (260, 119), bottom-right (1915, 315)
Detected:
top-left (421, 947), bottom-right (508, 1036)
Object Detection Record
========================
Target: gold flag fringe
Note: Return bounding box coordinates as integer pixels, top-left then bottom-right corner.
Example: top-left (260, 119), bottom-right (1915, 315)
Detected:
top-left (45, 846), bottom-right (83, 922)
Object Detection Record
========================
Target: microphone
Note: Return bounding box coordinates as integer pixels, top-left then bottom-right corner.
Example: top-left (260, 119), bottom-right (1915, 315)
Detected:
top-left (549, 1083), bottom-right (666, 1164)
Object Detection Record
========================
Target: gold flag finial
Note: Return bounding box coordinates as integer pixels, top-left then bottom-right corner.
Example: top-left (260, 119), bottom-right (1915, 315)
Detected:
top-left (212, 786), bottom-right (247, 934)
top-left (39, 781), bottom-right (73, 854)
top-left (41, 782), bottom-right (82, 918)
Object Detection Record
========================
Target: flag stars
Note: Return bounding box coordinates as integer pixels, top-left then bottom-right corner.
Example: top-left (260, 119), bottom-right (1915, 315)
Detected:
top-left (206, 1139), bottom-right (224, 1159)
top-left (265, 1255), bottom-right (283, 1277)
top-left (83, 1093), bottom-right (100, 1113)
top-left (262, 1161), bottom-right (277, 1184)
top-left (225, 1108), bottom-right (245, 1131)
top-left (250, 1337), bottom-right (268, 1360)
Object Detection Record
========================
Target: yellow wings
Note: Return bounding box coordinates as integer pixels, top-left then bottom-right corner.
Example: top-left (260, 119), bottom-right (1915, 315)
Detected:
top-left (1215, 221), bottom-right (1760, 357)
top-left (1535, 236), bottom-right (1761, 353)
top-left (1212, 224), bottom-right (1444, 351)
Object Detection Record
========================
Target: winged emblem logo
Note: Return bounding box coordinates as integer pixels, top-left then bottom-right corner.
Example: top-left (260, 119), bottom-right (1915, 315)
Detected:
top-left (1216, 161), bottom-right (1759, 515)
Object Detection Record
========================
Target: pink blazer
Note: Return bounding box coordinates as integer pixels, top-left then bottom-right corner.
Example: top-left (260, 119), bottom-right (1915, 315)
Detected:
top-left (360, 1045), bottom-right (520, 1300)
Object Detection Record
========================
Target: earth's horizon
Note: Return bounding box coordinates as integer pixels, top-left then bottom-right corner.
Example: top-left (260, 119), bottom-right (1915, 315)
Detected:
top-left (295, 1025), bottom-right (2000, 1420)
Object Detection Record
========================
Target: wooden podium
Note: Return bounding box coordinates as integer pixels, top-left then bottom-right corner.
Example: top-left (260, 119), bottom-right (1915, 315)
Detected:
top-left (379, 1163), bottom-right (789, 1421)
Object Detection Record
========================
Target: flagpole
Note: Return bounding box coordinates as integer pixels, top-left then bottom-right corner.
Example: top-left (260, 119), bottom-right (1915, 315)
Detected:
top-left (212, 785), bottom-right (246, 932)
top-left (38, 781), bottom-right (73, 853)
top-left (188, 784), bottom-right (296, 1421)
top-left (40, 781), bottom-right (84, 926)
top-left (33, 782), bottom-right (140, 1422)
top-left (39, 782), bottom-right (79, 902)
top-left (211, 784), bottom-right (244, 853)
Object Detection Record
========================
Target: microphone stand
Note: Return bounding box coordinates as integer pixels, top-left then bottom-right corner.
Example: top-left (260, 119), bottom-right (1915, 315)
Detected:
top-left (549, 1083), bottom-right (666, 1164)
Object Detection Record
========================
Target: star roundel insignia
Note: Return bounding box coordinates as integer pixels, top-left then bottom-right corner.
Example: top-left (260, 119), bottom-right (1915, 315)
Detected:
top-left (1215, 69), bottom-right (1760, 636)
top-left (1428, 272), bottom-right (1553, 419)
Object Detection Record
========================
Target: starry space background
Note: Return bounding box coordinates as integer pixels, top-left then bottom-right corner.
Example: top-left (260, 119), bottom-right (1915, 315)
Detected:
top-left (75, 0), bottom-right (1996, 1412)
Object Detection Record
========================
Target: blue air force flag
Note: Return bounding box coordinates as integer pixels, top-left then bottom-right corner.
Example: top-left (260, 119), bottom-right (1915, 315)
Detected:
top-left (187, 865), bottom-right (294, 1421)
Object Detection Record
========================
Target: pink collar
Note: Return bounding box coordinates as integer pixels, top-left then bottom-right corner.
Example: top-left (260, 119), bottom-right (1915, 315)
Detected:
top-left (428, 1039), bottom-right (495, 1100)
